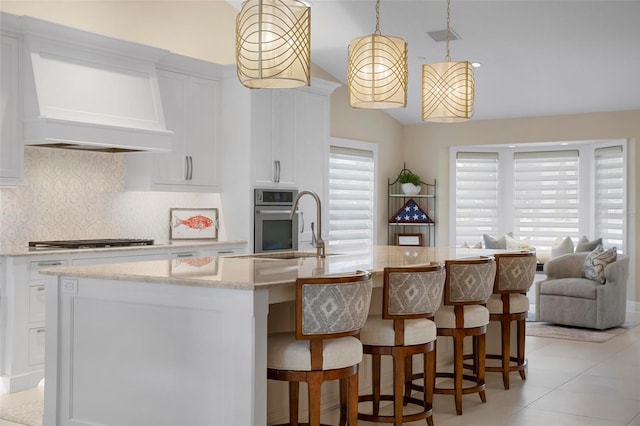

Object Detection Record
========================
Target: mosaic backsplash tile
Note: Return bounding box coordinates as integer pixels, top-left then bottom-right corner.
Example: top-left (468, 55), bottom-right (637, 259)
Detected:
top-left (0, 147), bottom-right (223, 246)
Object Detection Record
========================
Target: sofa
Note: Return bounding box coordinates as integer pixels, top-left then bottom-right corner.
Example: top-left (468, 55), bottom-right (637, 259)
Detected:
top-left (535, 252), bottom-right (629, 330)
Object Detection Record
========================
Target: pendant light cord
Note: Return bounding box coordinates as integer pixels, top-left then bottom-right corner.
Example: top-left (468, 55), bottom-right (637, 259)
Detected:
top-left (445, 0), bottom-right (451, 61)
top-left (375, 0), bottom-right (381, 35)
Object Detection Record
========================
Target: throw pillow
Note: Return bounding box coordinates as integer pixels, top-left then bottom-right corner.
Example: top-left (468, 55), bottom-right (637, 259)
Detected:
top-left (483, 232), bottom-right (513, 249)
top-left (462, 241), bottom-right (483, 249)
top-left (505, 235), bottom-right (535, 251)
top-left (551, 236), bottom-right (574, 258)
top-left (582, 245), bottom-right (617, 284)
top-left (575, 235), bottom-right (603, 252)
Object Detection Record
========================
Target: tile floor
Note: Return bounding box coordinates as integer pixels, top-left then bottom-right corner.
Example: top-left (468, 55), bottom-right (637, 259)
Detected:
top-left (2, 312), bottom-right (640, 426)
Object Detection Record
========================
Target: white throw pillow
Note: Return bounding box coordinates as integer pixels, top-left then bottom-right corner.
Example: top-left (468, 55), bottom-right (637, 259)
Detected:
top-left (505, 235), bottom-right (535, 251)
top-left (551, 236), bottom-right (574, 258)
top-left (582, 245), bottom-right (617, 284)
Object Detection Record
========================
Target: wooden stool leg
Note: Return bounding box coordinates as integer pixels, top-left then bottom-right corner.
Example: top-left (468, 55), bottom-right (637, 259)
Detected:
top-left (404, 354), bottom-right (413, 405)
top-left (518, 319), bottom-right (527, 380)
top-left (454, 331), bottom-right (464, 415)
top-left (501, 318), bottom-right (511, 389)
top-left (478, 333), bottom-right (487, 403)
top-left (348, 372), bottom-right (358, 426)
top-left (307, 375), bottom-right (322, 426)
top-left (393, 348), bottom-right (404, 425)
top-left (289, 381), bottom-right (299, 426)
top-left (339, 378), bottom-right (347, 426)
top-left (372, 353), bottom-right (381, 415)
top-left (425, 347), bottom-right (435, 426)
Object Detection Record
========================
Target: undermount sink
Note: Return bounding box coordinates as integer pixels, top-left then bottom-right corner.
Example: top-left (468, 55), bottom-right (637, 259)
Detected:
top-left (248, 252), bottom-right (339, 260)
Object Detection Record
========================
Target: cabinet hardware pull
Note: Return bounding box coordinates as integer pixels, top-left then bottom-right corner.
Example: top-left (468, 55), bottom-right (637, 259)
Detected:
top-left (300, 211), bottom-right (304, 233)
top-left (185, 156), bottom-right (190, 180)
top-left (276, 160), bottom-right (281, 183)
top-left (36, 328), bottom-right (45, 334)
top-left (256, 210), bottom-right (296, 215)
top-left (176, 252), bottom-right (195, 258)
top-left (218, 250), bottom-right (233, 254)
top-left (37, 286), bottom-right (45, 292)
top-left (188, 156), bottom-right (194, 180)
top-left (37, 261), bottom-right (62, 267)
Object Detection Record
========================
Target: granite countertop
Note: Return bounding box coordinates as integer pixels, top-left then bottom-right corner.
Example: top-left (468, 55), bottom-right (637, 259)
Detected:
top-left (39, 246), bottom-right (507, 291)
top-left (0, 240), bottom-right (247, 257)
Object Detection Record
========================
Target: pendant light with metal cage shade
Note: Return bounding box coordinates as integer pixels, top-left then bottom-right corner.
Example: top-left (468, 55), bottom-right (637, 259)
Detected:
top-left (236, 0), bottom-right (311, 89)
top-left (347, 0), bottom-right (408, 108)
top-left (422, 0), bottom-right (474, 122)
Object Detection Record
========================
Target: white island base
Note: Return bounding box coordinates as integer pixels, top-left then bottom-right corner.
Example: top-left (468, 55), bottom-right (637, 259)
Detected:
top-left (44, 276), bottom-right (268, 426)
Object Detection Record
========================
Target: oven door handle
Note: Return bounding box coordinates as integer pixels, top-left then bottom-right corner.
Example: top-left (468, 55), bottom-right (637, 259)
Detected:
top-left (255, 210), bottom-right (299, 215)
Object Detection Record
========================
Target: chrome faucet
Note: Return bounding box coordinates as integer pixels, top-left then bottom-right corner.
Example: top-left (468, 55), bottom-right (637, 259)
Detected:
top-left (291, 190), bottom-right (325, 258)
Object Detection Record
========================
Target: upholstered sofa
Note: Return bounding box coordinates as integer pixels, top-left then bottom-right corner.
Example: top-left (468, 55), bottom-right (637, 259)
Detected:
top-left (535, 252), bottom-right (629, 330)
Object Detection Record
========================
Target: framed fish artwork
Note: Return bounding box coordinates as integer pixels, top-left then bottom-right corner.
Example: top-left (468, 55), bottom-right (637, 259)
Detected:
top-left (169, 208), bottom-right (219, 240)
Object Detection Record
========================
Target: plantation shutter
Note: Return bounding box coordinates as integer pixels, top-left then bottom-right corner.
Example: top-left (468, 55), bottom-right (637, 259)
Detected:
top-left (328, 147), bottom-right (375, 254)
top-left (513, 150), bottom-right (579, 250)
top-left (595, 145), bottom-right (625, 252)
top-left (455, 152), bottom-right (499, 247)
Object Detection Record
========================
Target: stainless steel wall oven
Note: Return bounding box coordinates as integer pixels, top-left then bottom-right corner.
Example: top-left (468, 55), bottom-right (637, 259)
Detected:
top-left (254, 188), bottom-right (299, 253)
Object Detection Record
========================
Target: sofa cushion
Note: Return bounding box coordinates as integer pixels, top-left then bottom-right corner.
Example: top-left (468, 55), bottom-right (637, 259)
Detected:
top-left (538, 278), bottom-right (599, 299)
top-left (582, 245), bottom-right (617, 284)
top-left (575, 236), bottom-right (603, 252)
top-left (483, 232), bottom-right (513, 249)
top-left (505, 235), bottom-right (535, 251)
top-left (551, 236), bottom-right (574, 258)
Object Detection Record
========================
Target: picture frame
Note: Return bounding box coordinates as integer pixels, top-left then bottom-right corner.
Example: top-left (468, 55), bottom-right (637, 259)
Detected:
top-left (396, 233), bottom-right (423, 246)
top-left (170, 208), bottom-right (218, 240)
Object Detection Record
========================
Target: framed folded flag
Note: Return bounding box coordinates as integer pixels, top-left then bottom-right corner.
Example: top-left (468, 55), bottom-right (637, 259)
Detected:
top-left (389, 199), bottom-right (433, 223)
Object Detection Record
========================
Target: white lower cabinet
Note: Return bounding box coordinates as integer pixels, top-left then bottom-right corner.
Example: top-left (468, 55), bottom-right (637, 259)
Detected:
top-left (0, 243), bottom-right (246, 393)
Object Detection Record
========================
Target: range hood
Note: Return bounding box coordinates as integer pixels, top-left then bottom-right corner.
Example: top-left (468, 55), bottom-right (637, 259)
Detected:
top-left (20, 15), bottom-right (172, 152)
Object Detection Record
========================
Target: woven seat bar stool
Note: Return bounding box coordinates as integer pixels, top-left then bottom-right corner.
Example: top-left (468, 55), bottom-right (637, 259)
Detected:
top-left (267, 270), bottom-right (373, 426)
top-left (358, 264), bottom-right (446, 426)
top-left (433, 256), bottom-right (496, 415)
top-left (484, 251), bottom-right (537, 389)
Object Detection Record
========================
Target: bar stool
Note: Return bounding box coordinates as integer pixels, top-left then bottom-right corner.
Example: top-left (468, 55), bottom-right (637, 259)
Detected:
top-left (484, 251), bottom-right (537, 389)
top-left (267, 270), bottom-right (372, 426)
top-left (433, 256), bottom-right (496, 415)
top-left (358, 264), bottom-right (446, 426)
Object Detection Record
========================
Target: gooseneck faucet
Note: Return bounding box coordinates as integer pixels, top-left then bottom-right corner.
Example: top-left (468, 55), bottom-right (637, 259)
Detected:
top-left (291, 190), bottom-right (325, 258)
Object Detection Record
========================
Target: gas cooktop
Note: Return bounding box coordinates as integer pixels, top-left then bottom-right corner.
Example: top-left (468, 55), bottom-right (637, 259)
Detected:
top-left (28, 239), bottom-right (155, 249)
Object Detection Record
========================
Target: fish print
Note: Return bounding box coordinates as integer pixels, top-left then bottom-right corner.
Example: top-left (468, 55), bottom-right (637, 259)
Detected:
top-left (174, 214), bottom-right (213, 230)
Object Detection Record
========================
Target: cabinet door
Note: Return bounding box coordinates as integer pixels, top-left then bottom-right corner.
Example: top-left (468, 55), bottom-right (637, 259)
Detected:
top-left (187, 76), bottom-right (219, 187)
top-left (0, 34), bottom-right (23, 186)
top-left (252, 90), bottom-right (297, 187)
top-left (153, 69), bottom-right (189, 185)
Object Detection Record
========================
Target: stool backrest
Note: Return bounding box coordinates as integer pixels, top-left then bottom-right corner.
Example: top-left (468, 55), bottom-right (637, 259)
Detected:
top-left (296, 270), bottom-right (373, 341)
top-left (493, 251), bottom-right (537, 294)
top-left (383, 264), bottom-right (446, 320)
top-left (444, 256), bottom-right (496, 305)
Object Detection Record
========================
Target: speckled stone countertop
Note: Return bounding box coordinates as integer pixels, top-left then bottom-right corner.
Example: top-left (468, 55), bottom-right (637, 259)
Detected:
top-left (39, 246), bottom-right (507, 291)
top-left (0, 240), bottom-right (247, 257)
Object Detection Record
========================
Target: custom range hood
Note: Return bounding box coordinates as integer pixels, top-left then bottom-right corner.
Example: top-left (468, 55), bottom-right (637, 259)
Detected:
top-left (20, 15), bottom-right (172, 152)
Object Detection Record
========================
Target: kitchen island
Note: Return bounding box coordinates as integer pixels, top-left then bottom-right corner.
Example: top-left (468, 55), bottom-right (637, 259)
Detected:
top-left (40, 246), bottom-right (506, 426)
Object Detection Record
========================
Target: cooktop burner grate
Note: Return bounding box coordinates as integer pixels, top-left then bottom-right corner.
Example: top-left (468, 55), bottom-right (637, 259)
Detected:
top-left (28, 239), bottom-right (155, 249)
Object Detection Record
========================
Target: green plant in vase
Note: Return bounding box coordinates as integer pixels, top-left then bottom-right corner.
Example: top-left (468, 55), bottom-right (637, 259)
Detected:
top-left (398, 169), bottom-right (422, 195)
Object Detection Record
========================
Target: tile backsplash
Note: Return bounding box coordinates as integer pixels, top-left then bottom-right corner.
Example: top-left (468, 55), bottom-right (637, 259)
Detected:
top-left (0, 147), bottom-right (224, 246)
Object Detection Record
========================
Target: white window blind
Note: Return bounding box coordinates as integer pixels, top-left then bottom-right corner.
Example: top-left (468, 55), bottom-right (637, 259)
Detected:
top-left (513, 150), bottom-right (579, 250)
top-left (455, 152), bottom-right (499, 247)
top-left (595, 145), bottom-right (625, 252)
top-left (328, 147), bottom-right (374, 254)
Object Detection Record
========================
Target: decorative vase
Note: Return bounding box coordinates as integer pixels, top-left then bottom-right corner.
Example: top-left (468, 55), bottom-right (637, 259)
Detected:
top-left (401, 183), bottom-right (421, 195)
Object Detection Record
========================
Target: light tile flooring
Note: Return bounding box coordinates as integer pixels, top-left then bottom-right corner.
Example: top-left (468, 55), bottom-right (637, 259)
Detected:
top-left (2, 312), bottom-right (640, 426)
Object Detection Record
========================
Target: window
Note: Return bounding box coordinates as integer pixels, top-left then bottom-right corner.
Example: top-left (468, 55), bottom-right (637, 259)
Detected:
top-left (328, 145), bottom-right (375, 254)
top-left (594, 145), bottom-right (625, 251)
top-left (513, 150), bottom-right (579, 250)
top-left (454, 152), bottom-right (499, 247)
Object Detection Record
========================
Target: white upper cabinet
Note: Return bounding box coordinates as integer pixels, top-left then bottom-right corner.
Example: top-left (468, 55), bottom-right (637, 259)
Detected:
top-left (126, 54), bottom-right (221, 191)
top-left (1, 30), bottom-right (24, 186)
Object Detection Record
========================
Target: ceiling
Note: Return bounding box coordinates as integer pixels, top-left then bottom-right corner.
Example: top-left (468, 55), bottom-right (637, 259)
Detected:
top-left (274, 0), bottom-right (640, 125)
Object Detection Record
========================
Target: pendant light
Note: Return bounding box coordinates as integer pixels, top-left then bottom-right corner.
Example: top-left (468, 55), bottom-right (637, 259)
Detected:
top-left (422, 0), bottom-right (474, 122)
top-left (347, 0), bottom-right (408, 108)
top-left (236, 0), bottom-right (311, 89)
